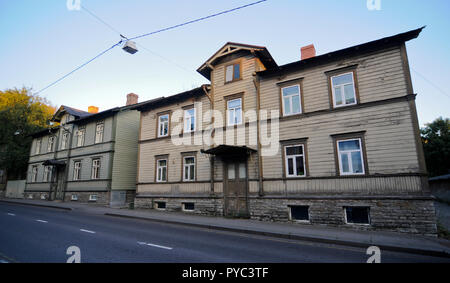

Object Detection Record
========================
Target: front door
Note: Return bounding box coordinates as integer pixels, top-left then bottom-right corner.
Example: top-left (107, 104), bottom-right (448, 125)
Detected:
top-left (55, 167), bottom-right (65, 201)
top-left (224, 161), bottom-right (249, 218)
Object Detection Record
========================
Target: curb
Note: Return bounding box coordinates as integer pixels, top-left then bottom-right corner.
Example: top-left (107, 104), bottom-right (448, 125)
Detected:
top-left (105, 212), bottom-right (450, 259)
top-left (0, 200), bottom-right (72, 211)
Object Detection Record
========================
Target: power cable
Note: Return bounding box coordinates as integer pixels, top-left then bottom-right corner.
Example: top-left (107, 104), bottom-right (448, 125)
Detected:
top-left (411, 67), bottom-right (450, 100)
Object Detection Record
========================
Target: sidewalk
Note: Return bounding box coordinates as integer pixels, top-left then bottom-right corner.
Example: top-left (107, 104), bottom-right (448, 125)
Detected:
top-left (1, 198), bottom-right (450, 258)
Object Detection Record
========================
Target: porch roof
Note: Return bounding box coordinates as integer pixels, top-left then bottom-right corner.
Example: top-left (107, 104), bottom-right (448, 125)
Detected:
top-left (201, 145), bottom-right (256, 157)
top-left (42, 159), bottom-right (66, 167)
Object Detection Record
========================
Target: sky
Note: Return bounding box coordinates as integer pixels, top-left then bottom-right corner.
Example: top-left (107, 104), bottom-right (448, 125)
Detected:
top-left (0, 0), bottom-right (449, 127)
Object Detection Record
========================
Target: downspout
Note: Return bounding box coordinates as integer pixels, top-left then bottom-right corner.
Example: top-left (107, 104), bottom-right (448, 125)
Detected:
top-left (49, 127), bottom-right (60, 201)
top-left (253, 73), bottom-right (264, 197)
top-left (61, 124), bottom-right (74, 202)
top-left (202, 77), bottom-right (215, 195)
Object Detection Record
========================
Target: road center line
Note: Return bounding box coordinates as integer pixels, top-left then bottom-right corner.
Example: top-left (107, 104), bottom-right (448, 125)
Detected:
top-left (80, 229), bottom-right (96, 234)
top-left (138, 241), bottom-right (173, 250)
top-left (36, 220), bottom-right (48, 223)
top-left (7, 213), bottom-right (15, 216)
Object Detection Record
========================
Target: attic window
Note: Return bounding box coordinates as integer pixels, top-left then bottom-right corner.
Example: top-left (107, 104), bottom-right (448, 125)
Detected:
top-left (225, 62), bottom-right (241, 83)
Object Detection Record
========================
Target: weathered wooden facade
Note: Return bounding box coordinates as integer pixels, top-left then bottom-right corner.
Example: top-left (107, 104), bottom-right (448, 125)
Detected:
top-left (134, 27), bottom-right (437, 235)
top-left (25, 94), bottom-right (145, 207)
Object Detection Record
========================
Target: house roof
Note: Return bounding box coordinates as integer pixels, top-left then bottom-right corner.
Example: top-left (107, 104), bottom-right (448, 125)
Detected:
top-left (131, 85), bottom-right (209, 112)
top-left (197, 42), bottom-right (278, 80)
top-left (52, 105), bottom-right (92, 122)
top-left (258, 26), bottom-right (425, 77)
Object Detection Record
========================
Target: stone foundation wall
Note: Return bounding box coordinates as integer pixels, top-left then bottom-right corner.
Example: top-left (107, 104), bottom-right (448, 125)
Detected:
top-left (134, 196), bottom-right (224, 216)
top-left (249, 197), bottom-right (438, 236)
top-left (24, 192), bottom-right (50, 200)
top-left (64, 192), bottom-right (110, 205)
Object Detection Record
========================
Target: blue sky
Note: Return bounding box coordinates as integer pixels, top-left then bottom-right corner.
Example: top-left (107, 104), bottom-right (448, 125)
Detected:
top-left (0, 0), bottom-right (449, 126)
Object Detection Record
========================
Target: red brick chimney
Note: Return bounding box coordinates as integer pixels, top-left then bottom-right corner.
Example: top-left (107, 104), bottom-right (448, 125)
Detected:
top-left (126, 93), bottom-right (139, 106)
top-left (301, 44), bottom-right (316, 60)
top-left (88, 106), bottom-right (99, 114)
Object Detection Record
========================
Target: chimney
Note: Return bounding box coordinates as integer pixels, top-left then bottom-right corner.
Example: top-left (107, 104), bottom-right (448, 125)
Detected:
top-left (301, 44), bottom-right (316, 60)
top-left (126, 93), bottom-right (139, 106)
top-left (88, 106), bottom-right (99, 114)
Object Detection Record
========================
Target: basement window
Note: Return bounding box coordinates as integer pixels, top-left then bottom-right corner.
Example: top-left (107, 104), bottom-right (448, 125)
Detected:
top-left (71, 194), bottom-right (78, 201)
top-left (289, 205), bottom-right (310, 222)
top-left (89, 194), bottom-right (98, 202)
top-left (182, 202), bottom-right (195, 212)
top-left (345, 207), bottom-right (370, 225)
top-left (155, 201), bottom-right (166, 210)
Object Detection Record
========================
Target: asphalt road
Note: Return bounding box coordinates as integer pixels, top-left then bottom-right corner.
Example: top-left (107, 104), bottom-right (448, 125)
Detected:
top-left (0, 202), bottom-right (448, 263)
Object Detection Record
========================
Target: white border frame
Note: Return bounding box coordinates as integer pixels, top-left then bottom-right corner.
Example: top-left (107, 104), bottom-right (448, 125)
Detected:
top-left (284, 144), bottom-right (307, 178)
top-left (331, 72), bottom-right (357, 108)
top-left (281, 84), bottom-right (302, 117)
top-left (337, 138), bottom-right (365, 176)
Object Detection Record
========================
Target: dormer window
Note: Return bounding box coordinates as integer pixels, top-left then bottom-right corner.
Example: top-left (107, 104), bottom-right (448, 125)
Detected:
top-left (225, 62), bottom-right (241, 83)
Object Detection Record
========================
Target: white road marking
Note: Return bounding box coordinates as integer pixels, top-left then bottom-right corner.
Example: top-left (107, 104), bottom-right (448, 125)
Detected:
top-left (7, 213), bottom-right (15, 216)
top-left (137, 241), bottom-right (173, 250)
top-left (36, 220), bottom-right (48, 223)
top-left (80, 229), bottom-right (96, 234)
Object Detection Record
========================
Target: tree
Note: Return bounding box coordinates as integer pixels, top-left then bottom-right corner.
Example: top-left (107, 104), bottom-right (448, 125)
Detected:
top-left (0, 88), bottom-right (56, 180)
top-left (421, 117), bottom-right (450, 178)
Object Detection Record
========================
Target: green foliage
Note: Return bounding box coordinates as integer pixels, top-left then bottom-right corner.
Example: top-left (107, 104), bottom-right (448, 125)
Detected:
top-left (0, 88), bottom-right (56, 180)
top-left (421, 117), bottom-right (450, 177)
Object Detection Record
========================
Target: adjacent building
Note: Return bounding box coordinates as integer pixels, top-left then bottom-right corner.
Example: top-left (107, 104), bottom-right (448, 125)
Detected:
top-left (133, 27), bottom-right (437, 235)
top-left (25, 94), bottom-right (147, 207)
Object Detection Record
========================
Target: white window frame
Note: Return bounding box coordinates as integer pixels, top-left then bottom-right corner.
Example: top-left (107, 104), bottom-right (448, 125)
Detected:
top-left (337, 138), bottom-right (365, 176)
top-left (227, 98), bottom-right (243, 126)
top-left (95, 122), bottom-right (104, 144)
top-left (284, 144), bottom-right (307, 178)
top-left (281, 85), bottom-right (302, 116)
top-left (184, 108), bottom-right (196, 133)
top-left (183, 156), bottom-right (196, 182)
top-left (47, 136), bottom-right (55, 152)
top-left (43, 166), bottom-right (52, 182)
top-left (76, 127), bottom-right (85, 147)
top-left (35, 139), bottom-right (42, 155)
top-left (73, 161), bottom-right (81, 181)
top-left (331, 72), bottom-right (357, 108)
top-left (91, 159), bottom-right (101, 180)
top-left (61, 132), bottom-right (69, 150)
top-left (156, 159), bottom-right (168, 183)
top-left (158, 114), bottom-right (170, 137)
top-left (31, 166), bottom-right (38, 183)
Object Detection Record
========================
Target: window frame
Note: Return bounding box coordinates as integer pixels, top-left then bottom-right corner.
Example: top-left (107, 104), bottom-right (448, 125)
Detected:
top-left (227, 97), bottom-right (243, 126)
top-left (31, 166), bottom-right (38, 183)
top-left (47, 136), bottom-right (55, 152)
top-left (91, 158), bottom-right (101, 180)
top-left (61, 132), bottom-right (69, 150)
top-left (326, 66), bottom-right (360, 109)
top-left (156, 157), bottom-right (168, 183)
top-left (35, 139), bottom-right (42, 155)
top-left (336, 138), bottom-right (366, 176)
top-left (288, 205), bottom-right (310, 222)
top-left (284, 144), bottom-right (307, 178)
top-left (73, 161), bottom-right (82, 181)
top-left (344, 206), bottom-right (371, 225)
top-left (157, 113), bottom-right (170, 138)
top-left (182, 156), bottom-right (196, 182)
top-left (95, 122), bottom-right (104, 144)
top-left (281, 84), bottom-right (303, 117)
top-left (43, 165), bottom-right (52, 183)
top-left (183, 107), bottom-right (196, 133)
top-left (76, 127), bottom-right (86, 147)
top-left (224, 61), bottom-right (242, 84)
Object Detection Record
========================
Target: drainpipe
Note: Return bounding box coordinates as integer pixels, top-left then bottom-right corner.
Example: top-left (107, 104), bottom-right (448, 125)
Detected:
top-left (253, 73), bottom-right (264, 197)
top-left (49, 127), bottom-right (60, 201)
top-left (61, 124), bottom-right (74, 202)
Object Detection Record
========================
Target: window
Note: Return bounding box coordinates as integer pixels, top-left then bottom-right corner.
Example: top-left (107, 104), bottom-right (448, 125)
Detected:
top-left (345, 207), bottom-right (370, 224)
top-left (289, 206), bottom-right (310, 222)
top-left (183, 156), bottom-right (195, 182)
top-left (337, 138), bottom-right (365, 175)
top-left (285, 145), bottom-right (306, 177)
top-left (156, 159), bottom-right (168, 182)
top-left (76, 127), bottom-right (85, 147)
top-left (43, 166), bottom-right (52, 182)
top-left (61, 132), bottom-right (69, 150)
top-left (228, 165), bottom-right (235, 180)
top-left (282, 85), bottom-right (302, 116)
top-left (89, 194), bottom-right (98, 202)
top-left (225, 62), bottom-right (241, 83)
top-left (91, 159), bottom-right (101, 180)
top-left (155, 201), bottom-right (166, 210)
top-left (184, 108), bottom-right (196, 133)
top-left (73, 161), bottom-right (81, 181)
top-left (331, 72), bottom-right (357, 107)
top-left (227, 98), bottom-right (242, 126)
top-left (47, 136), bottom-right (55, 152)
top-left (182, 202), bottom-right (195, 212)
top-left (95, 122), bottom-right (104, 144)
top-left (31, 166), bottom-right (38, 183)
top-left (158, 114), bottom-right (169, 137)
top-left (35, 139), bottom-right (42, 155)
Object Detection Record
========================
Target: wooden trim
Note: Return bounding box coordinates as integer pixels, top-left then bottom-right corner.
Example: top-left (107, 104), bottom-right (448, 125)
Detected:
top-left (281, 140), bottom-right (310, 178)
top-left (276, 77), bottom-right (304, 86)
top-left (224, 92), bottom-right (245, 126)
top-left (262, 172), bottom-right (426, 181)
top-left (181, 153), bottom-right (198, 182)
top-left (156, 111), bottom-right (171, 139)
top-left (326, 65), bottom-right (360, 109)
top-left (155, 155), bottom-right (169, 183)
top-left (278, 79), bottom-right (305, 117)
top-left (224, 59), bottom-right (243, 84)
top-left (331, 132), bottom-right (369, 176)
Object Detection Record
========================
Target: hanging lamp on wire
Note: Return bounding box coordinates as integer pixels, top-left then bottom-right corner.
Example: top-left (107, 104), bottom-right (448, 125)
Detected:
top-left (120, 34), bottom-right (138, 54)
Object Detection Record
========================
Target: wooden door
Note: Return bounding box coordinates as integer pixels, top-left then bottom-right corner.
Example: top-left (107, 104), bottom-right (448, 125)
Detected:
top-left (224, 161), bottom-right (249, 218)
top-left (55, 167), bottom-right (65, 201)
